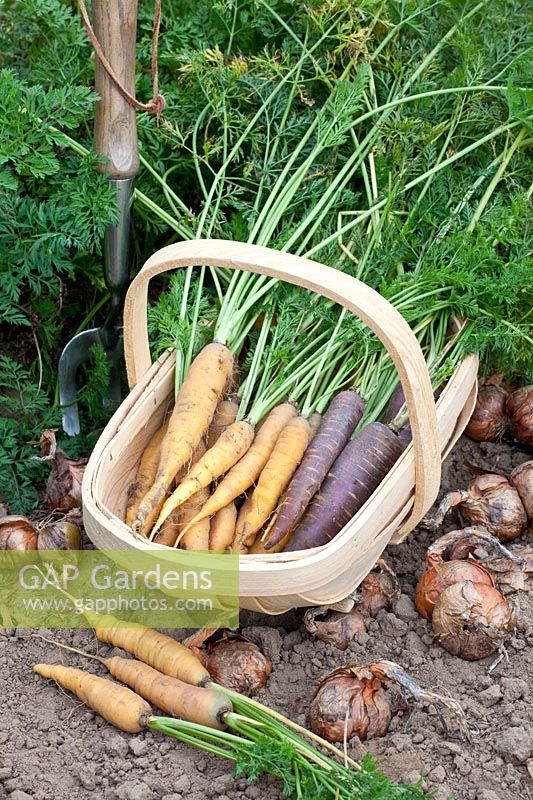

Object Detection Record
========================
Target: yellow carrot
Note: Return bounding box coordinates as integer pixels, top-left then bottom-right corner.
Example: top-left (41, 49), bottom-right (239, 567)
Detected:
top-left (34, 663), bottom-right (151, 733)
top-left (209, 502), bottom-right (237, 552)
top-left (153, 507), bottom-right (180, 547)
top-left (206, 395), bottom-right (240, 449)
top-left (92, 617), bottom-right (211, 686)
top-left (179, 403), bottom-right (298, 532)
top-left (133, 342), bottom-right (233, 536)
top-left (152, 421), bottom-right (254, 535)
top-left (125, 422), bottom-right (168, 526)
top-left (177, 484), bottom-right (211, 550)
top-left (235, 415), bottom-right (311, 546)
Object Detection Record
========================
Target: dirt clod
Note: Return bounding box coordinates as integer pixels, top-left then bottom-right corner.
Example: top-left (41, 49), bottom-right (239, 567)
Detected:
top-left (477, 685), bottom-right (502, 707)
top-left (494, 727), bottom-right (533, 764)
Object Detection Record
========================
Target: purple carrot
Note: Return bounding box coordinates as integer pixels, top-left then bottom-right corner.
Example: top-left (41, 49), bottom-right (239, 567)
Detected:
top-left (263, 391), bottom-right (364, 550)
top-left (384, 383), bottom-right (444, 449)
top-left (284, 422), bottom-right (404, 552)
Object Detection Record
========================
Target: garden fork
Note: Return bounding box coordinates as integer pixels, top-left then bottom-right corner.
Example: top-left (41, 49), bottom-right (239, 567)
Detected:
top-left (59, 0), bottom-right (139, 435)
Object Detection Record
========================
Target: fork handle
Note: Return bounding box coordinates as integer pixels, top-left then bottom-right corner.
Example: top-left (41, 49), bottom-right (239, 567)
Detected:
top-left (93, 0), bottom-right (139, 178)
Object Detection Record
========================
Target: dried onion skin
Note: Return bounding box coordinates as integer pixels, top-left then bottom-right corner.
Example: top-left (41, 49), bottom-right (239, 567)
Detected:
top-left (308, 665), bottom-right (391, 742)
top-left (465, 385), bottom-right (508, 442)
top-left (432, 580), bottom-right (515, 660)
top-left (415, 560), bottom-right (494, 619)
top-left (507, 386), bottom-right (533, 447)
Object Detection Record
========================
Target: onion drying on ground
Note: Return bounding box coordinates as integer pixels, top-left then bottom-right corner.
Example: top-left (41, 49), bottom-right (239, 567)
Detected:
top-left (0, 512), bottom-right (82, 551)
top-left (182, 629), bottom-right (272, 695)
top-left (507, 386), bottom-right (533, 447)
top-left (37, 430), bottom-right (87, 512)
top-left (432, 580), bottom-right (516, 660)
top-left (308, 660), bottom-right (469, 743)
top-left (304, 561), bottom-right (399, 648)
top-left (415, 527), bottom-right (517, 618)
top-left (465, 385), bottom-right (508, 442)
top-left (510, 461), bottom-right (533, 524)
top-left (423, 474), bottom-right (527, 542)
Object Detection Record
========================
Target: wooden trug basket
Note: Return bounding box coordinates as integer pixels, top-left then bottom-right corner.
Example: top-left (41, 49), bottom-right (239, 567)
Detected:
top-left (82, 240), bottom-right (478, 614)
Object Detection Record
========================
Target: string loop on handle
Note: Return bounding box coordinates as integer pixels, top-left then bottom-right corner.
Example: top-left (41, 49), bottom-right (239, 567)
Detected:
top-left (78, 0), bottom-right (165, 115)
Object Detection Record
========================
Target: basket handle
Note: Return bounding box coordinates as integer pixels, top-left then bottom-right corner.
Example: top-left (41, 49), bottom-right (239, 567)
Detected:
top-left (123, 239), bottom-right (441, 537)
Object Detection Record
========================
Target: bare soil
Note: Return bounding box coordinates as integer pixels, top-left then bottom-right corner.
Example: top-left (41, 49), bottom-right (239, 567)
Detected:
top-left (1, 436), bottom-right (531, 800)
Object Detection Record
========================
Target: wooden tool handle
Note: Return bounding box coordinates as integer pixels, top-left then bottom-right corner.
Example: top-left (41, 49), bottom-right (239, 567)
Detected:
top-left (123, 239), bottom-right (442, 534)
top-left (93, 0), bottom-right (140, 178)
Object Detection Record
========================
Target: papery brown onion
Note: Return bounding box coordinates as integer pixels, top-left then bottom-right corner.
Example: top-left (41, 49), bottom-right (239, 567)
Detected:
top-left (510, 461), bottom-right (533, 524)
top-left (359, 569), bottom-right (399, 618)
top-left (304, 607), bottom-right (366, 651)
top-left (0, 516), bottom-right (38, 550)
top-left (427, 526), bottom-right (518, 566)
top-left (465, 385), bottom-right (508, 442)
top-left (432, 580), bottom-right (515, 660)
top-left (37, 517), bottom-right (83, 550)
top-left (447, 538), bottom-right (478, 561)
top-left (462, 475), bottom-right (527, 542)
top-left (415, 560), bottom-right (494, 619)
top-left (203, 635), bottom-right (272, 695)
top-left (308, 665), bottom-right (391, 742)
top-left (483, 548), bottom-right (533, 593)
top-left (39, 430), bottom-right (87, 511)
top-left (507, 386), bottom-right (533, 447)
top-left (426, 476), bottom-right (527, 542)
top-left (309, 660), bottom-right (469, 742)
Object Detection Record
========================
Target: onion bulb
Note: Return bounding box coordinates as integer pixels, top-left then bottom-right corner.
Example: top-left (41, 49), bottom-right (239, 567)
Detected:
top-left (416, 560), bottom-right (494, 619)
top-left (308, 664), bottom-right (391, 742)
top-left (416, 528), bottom-right (520, 617)
top-left (37, 516), bottom-right (83, 550)
top-left (0, 516), bottom-right (38, 550)
top-left (304, 607), bottom-right (366, 651)
top-left (507, 386), bottom-right (533, 447)
top-left (465, 385), bottom-right (508, 442)
top-left (424, 475), bottom-right (527, 542)
top-left (308, 660), bottom-right (468, 743)
top-left (304, 562), bottom-right (397, 649)
top-left (202, 634), bottom-right (272, 695)
top-left (358, 565), bottom-right (399, 617)
top-left (510, 461), bottom-right (533, 524)
top-left (483, 548), bottom-right (533, 593)
top-left (432, 581), bottom-right (515, 660)
top-left (38, 430), bottom-right (87, 512)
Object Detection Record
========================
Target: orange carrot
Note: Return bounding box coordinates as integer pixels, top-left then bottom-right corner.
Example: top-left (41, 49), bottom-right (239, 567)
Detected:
top-left (206, 395), bottom-right (240, 449)
top-left (153, 507), bottom-right (181, 546)
top-left (177, 484), bottom-right (211, 551)
top-left (235, 415), bottom-right (311, 546)
top-left (34, 663), bottom-right (151, 733)
top-left (153, 440), bottom-right (206, 546)
top-left (125, 422), bottom-right (168, 526)
top-left (133, 342), bottom-right (233, 536)
top-left (179, 403), bottom-right (298, 532)
top-left (91, 616), bottom-right (211, 687)
top-left (152, 421), bottom-right (254, 534)
top-left (106, 656), bottom-right (231, 728)
top-left (209, 502), bottom-right (237, 552)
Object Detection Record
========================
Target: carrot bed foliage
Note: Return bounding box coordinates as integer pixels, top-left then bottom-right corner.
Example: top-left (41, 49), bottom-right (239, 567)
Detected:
top-left (0, 1), bottom-right (530, 506)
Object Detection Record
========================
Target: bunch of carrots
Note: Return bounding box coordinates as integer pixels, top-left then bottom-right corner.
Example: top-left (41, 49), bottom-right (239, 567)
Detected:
top-left (34, 615), bottom-right (422, 800)
top-left (126, 277), bottom-right (419, 554)
top-left (127, 263), bottom-right (470, 554)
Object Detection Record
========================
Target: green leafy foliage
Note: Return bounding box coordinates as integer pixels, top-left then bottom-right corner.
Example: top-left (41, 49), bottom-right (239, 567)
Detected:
top-left (0, 356), bottom-right (58, 512)
top-left (1, 0), bottom-right (532, 511)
